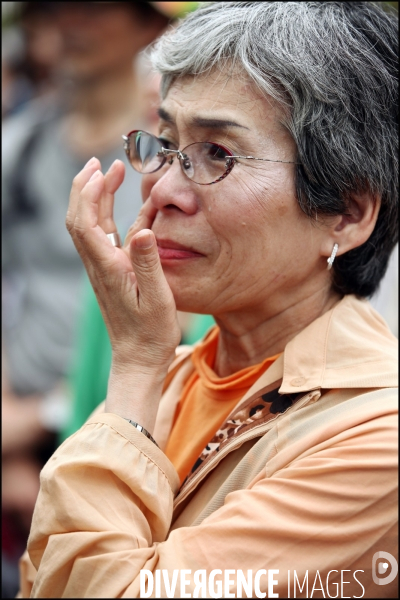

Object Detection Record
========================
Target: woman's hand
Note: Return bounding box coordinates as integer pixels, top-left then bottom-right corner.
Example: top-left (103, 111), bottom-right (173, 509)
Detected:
top-left (66, 158), bottom-right (181, 429)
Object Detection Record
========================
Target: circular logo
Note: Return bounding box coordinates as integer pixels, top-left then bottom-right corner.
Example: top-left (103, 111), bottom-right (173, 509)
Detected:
top-left (372, 551), bottom-right (398, 586)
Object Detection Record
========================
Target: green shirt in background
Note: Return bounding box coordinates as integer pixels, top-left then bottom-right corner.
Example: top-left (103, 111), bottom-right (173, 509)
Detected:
top-left (60, 277), bottom-right (214, 443)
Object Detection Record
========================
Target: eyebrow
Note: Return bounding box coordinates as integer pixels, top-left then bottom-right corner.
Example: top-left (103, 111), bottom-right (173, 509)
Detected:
top-left (158, 107), bottom-right (249, 130)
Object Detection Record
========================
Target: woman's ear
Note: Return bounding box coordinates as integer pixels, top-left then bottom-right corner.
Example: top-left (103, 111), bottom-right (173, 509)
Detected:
top-left (321, 192), bottom-right (381, 259)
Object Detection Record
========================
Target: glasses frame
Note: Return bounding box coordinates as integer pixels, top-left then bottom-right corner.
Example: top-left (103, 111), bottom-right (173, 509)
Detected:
top-left (122, 130), bottom-right (300, 186)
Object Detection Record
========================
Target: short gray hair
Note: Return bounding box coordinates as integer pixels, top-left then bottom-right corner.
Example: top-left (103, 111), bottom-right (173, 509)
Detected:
top-left (151, 1), bottom-right (398, 297)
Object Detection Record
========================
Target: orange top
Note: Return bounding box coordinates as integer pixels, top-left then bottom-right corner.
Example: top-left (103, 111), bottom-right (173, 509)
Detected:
top-left (164, 327), bottom-right (281, 483)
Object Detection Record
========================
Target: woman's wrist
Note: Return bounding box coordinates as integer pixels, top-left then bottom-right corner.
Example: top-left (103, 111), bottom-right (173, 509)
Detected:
top-left (105, 365), bottom-right (167, 434)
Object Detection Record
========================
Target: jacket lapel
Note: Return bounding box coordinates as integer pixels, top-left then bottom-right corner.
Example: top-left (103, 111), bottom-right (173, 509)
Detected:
top-left (175, 380), bottom-right (302, 502)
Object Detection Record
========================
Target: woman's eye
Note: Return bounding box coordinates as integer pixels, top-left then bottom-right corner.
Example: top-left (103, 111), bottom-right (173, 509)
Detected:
top-left (158, 137), bottom-right (177, 150)
top-left (208, 143), bottom-right (231, 160)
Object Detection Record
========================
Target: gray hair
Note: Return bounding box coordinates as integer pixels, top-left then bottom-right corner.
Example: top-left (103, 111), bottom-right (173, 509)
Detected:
top-left (151, 1), bottom-right (398, 297)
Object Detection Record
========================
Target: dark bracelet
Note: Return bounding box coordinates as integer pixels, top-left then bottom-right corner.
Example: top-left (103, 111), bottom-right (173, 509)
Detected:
top-left (122, 418), bottom-right (159, 448)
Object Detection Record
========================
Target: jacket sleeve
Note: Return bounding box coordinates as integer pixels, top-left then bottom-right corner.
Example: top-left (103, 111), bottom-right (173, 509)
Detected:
top-left (26, 408), bottom-right (397, 598)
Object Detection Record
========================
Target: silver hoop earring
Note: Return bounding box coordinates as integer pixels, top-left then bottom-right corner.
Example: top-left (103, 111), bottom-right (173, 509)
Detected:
top-left (327, 243), bottom-right (339, 270)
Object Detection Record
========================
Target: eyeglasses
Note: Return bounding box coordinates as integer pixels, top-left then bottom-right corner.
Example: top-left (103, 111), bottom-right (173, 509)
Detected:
top-left (122, 130), bottom-right (299, 186)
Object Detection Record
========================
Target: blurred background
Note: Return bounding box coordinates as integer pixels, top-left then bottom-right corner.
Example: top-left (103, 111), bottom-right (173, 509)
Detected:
top-left (1, 1), bottom-right (398, 597)
top-left (1, 2), bottom-right (213, 597)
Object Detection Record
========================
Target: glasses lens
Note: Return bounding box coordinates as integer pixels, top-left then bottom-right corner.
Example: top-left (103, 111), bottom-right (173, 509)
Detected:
top-left (128, 131), bottom-right (164, 174)
top-left (182, 142), bottom-right (233, 184)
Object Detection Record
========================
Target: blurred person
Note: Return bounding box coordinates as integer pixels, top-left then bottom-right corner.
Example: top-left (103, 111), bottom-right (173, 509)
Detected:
top-left (2, 2), bottom-right (170, 596)
top-left (19, 2), bottom-right (397, 598)
top-left (2, 26), bottom-right (33, 119)
top-left (2, 2), bottom-right (63, 119)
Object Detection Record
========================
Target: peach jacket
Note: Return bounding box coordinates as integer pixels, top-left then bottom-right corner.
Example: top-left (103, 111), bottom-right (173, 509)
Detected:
top-left (20, 295), bottom-right (398, 598)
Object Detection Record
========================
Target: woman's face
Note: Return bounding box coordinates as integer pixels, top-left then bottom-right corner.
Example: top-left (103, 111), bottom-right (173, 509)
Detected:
top-left (141, 72), bottom-right (325, 317)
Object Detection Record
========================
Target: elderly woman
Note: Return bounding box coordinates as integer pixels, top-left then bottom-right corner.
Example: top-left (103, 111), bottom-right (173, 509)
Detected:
top-left (21, 2), bottom-right (397, 598)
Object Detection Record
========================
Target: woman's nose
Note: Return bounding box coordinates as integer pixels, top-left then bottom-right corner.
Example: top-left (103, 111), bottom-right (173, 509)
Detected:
top-left (145, 159), bottom-right (199, 215)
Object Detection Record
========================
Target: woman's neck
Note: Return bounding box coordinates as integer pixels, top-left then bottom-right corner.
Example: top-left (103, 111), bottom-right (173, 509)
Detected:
top-left (213, 285), bottom-right (341, 377)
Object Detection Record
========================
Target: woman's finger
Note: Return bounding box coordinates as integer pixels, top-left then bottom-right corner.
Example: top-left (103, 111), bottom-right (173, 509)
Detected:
top-left (98, 160), bottom-right (125, 234)
top-left (129, 229), bottom-right (173, 307)
top-left (72, 170), bottom-right (117, 264)
top-left (124, 198), bottom-right (158, 249)
top-left (66, 157), bottom-right (101, 234)
top-left (128, 229), bottom-right (181, 359)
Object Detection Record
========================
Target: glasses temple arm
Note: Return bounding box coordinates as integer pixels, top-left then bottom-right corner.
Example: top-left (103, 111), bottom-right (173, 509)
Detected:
top-left (229, 155), bottom-right (299, 164)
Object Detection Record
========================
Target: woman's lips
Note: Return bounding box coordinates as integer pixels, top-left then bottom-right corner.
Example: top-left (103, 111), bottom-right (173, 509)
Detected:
top-left (156, 239), bottom-right (204, 260)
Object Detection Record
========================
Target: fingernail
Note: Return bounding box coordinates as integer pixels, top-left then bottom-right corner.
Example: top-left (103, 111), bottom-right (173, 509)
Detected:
top-left (84, 157), bottom-right (96, 169)
top-left (109, 159), bottom-right (119, 171)
top-left (135, 230), bottom-right (154, 249)
top-left (89, 170), bottom-right (102, 182)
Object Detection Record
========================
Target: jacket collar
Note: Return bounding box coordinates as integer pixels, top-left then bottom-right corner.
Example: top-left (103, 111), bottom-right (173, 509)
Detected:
top-left (280, 294), bottom-right (398, 393)
top-left (214, 295), bottom-right (398, 407)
